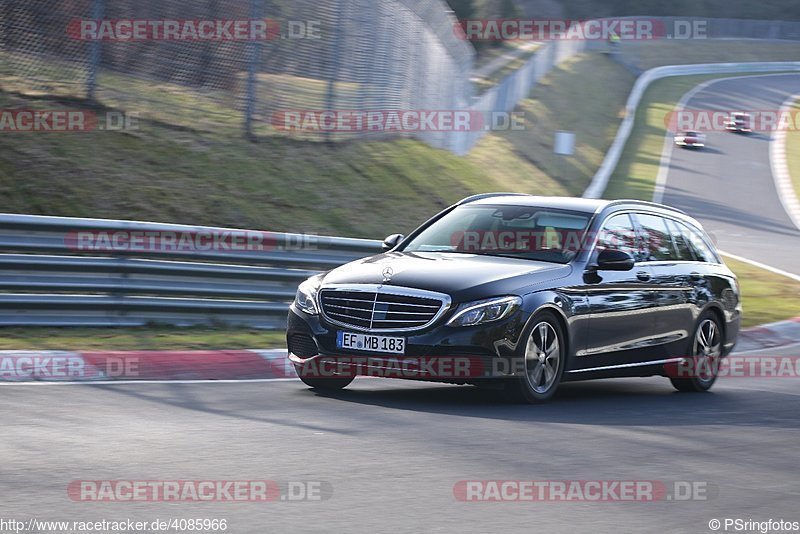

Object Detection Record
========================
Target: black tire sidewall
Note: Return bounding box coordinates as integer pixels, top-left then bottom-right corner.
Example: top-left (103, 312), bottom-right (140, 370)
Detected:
top-left (671, 310), bottom-right (723, 392)
top-left (507, 310), bottom-right (567, 403)
top-left (294, 363), bottom-right (355, 390)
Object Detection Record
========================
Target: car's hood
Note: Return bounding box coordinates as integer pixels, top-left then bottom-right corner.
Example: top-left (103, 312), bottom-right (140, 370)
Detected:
top-left (321, 251), bottom-right (572, 302)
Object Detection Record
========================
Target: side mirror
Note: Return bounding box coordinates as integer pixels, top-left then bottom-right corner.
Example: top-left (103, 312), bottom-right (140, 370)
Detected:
top-left (382, 233), bottom-right (405, 251)
top-left (596, 249), bottom-right (635, 271)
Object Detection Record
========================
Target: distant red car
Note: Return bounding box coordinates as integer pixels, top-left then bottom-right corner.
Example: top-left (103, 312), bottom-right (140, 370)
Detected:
top-left (724, 112), bottom-right (752, 133)
top-left (674, 130), bottom-right (706, 149)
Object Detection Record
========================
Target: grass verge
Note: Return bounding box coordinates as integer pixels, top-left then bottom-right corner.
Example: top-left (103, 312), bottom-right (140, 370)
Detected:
top-left (723, 257), bottom-right (800, 328)
top-left (784, 97), bottom-right (800, 201)
top-left (0, 327), bottom-right (287, 351)
top-left (619, 40), bottom-right (800, 71)
top-left (471, 52), bottom-right (634, 197)
top-left (0, 51), bottom-right (629, 238)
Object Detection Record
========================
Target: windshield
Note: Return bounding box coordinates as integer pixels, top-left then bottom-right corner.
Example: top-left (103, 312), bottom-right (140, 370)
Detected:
top-left (401, 204), bottom-right (591, 263)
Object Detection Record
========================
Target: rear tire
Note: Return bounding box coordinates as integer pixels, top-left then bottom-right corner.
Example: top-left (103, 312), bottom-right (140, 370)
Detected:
top-left (504, 311), bottom-right (566, 404)
top-left (669, 312), bottom-right (723, 392)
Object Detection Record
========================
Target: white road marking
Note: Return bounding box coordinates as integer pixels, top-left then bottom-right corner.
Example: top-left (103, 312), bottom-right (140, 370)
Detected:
top-left (653, 72), bottom-right (800, 204)
top-left (652, 79), bottom-right (717, 204)
top-left (0, 378), bottom-right (300, 386)
top-left (769, 93), bottom-right (800, 231)
top-left (650, 73), bottom-right (800, 280)
top-left (720, 249), bottom-right (800, 283)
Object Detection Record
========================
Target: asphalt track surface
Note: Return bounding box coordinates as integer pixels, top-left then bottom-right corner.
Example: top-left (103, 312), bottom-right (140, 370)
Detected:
top-left (661, 74), bottom-right (800, 274)
top-left (4, 76), bottom-right (800, 534)
top-left (2, 343), bottom-right (799, 534)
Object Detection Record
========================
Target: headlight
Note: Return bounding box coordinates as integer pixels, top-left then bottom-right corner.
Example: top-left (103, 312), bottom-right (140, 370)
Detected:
top-left (294, 277), bottom-right (321, 315)
top-left (447, 296), bottom-right (522, 327)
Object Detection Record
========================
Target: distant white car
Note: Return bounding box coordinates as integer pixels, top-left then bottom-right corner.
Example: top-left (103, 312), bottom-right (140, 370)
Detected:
top-left (674, 130), bottom-right (706, 149)
top-left (724, 112), bottom-right (752, 133)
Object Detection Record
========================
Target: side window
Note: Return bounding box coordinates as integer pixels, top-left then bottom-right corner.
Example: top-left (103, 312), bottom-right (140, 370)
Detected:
top-left (595, 214), bottom-right (637, 258)
top-left (635, 213), bottom-right (676, 261)
top-left (665, 219), bottom-right (695, 261)
top-left (680, 222), bottom-right (716, 263)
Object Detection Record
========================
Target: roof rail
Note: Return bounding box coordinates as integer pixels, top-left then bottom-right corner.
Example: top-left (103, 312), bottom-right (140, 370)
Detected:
top-left (456, 192), bottom-right (531, 205)
top-left (606, 198), bottom-right (688, 216)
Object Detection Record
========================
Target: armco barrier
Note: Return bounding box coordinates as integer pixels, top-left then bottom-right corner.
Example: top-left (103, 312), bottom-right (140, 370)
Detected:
top-left (0, 214), bottom-right (382, 328)
top-left (582, 61), bottom-right (800, 199)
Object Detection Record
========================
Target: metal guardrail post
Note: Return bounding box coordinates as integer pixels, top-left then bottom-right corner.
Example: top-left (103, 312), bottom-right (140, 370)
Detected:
top-left (323, 0), bottom-right (344, 143)
top-left (244, 0), bottom-right (264, 138)
top-left (86, 0), bottom-right (104, 101)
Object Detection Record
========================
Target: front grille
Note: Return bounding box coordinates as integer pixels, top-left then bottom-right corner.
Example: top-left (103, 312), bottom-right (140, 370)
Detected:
top-left (288, 334), bottom-right (319, 358)
top-left (319, 288), bottom-right (446, 331)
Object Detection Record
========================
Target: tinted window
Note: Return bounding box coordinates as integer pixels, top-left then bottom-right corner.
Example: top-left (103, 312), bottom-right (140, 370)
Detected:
top-left (595, 214), bottom-right (637, 258)
top-left (665, 219), bottom-right (695, 261)
top-left (680, 222), bottom-right (717, 263)
top-left (636, 213), bottom-right (676, 261)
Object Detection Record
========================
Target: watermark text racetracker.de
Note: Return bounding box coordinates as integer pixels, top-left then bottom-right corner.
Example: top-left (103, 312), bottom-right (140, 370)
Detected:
top-left (291, 355), bottom-right (484, 380)
top-left (0, 110), bottom-right (139, 132)
top-left (667, 355), bottom-right (800, 379)
top-left (271, 110), bottom-right (525, 133)
top-left (68, 19), bottom-right (321, 41)
top-left (454, 18), bottom-right (708, 41)
top-left (65, 229), bottom-right (318, 253)
top-left (282, 354), bottom-right (800, 381)
top-left (0, 352), bottom-right (140, 381)
top-left (665, 109), bottom-right (800, 132)
top-left (454, 480), bottom-right (717, 502)
top-left (67, 480), bottom-right (332, 503)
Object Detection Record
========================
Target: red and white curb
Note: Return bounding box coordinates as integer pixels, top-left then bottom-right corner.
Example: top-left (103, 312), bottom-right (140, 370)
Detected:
top-left (770, 93), bottom-right (800, 231)
top-left (1, 321), bottom-right (798, 383)
top-left (0, 349), bottom-right (294, 383)
top-left (735, 318), bottom-right (800, 353)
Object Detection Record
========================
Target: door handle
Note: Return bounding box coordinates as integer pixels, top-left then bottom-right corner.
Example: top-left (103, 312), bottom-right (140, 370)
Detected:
top-left (636, 271), bottom-right (651, 282)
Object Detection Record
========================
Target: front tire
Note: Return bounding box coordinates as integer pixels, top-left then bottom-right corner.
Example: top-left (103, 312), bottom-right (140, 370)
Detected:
top-left (504, 312), bottom-right (566, 403)
top-left (669, 312), bottom-right (723, 392)
top-left (294, 363), bottom-right (354, 390)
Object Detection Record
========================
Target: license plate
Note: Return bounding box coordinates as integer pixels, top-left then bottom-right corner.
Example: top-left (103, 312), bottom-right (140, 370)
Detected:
top-left (337, 331), bottom-right (406, 354)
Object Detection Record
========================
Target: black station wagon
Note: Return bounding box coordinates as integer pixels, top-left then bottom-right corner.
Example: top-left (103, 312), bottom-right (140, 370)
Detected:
top-left (287, 194), bottom-right (741, 403)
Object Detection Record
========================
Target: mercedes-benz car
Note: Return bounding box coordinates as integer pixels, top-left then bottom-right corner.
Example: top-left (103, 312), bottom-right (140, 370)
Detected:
top-left (287, 194), bottom-right (741, 403)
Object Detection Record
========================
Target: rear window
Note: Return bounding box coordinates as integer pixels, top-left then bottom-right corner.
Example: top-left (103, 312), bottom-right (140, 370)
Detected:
top-left (678, 221), bottom-right (718, 263)
top-left (665, 219), bottom-right (695, 261)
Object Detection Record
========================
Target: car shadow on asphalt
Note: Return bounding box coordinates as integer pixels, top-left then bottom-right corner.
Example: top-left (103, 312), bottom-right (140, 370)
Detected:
top-left (696, 146), bottom-right (725, 155)
top-left (304, 377), bottom-right (800, 429)
top-left (87, 381), bottom-right (363, 435)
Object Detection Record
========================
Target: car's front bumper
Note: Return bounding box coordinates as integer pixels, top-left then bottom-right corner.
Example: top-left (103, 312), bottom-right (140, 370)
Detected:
top-left (286, 304), bottom-right (529, 383)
